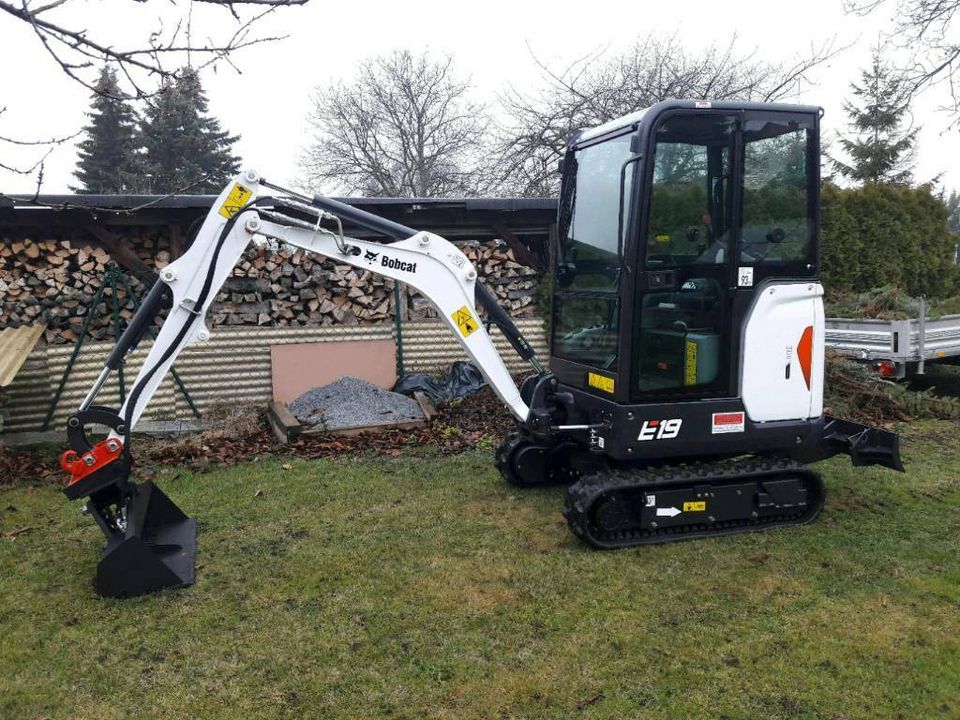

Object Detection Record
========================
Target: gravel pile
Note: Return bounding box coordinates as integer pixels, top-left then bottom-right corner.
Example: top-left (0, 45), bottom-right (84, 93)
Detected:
top-left (289, 376), bottom-right (424, 430)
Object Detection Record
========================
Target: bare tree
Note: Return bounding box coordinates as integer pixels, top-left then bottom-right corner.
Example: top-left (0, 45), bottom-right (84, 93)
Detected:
top-left (0, 0), bottom-right (309, 193)
top-left (300, 49), bottom-right (489, 197)
top-left (491, 34), bottom-right (838, 196)
top-left (847, 0), bottom-right (960, 119)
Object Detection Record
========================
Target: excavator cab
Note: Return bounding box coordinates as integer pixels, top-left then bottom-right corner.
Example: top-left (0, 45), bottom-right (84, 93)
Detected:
top-left (553, 101), bottom-right (817, 407)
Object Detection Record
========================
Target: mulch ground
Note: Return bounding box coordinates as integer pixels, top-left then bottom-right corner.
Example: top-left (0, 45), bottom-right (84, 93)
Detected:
top-left (0, 386), bottom-right (517, 489)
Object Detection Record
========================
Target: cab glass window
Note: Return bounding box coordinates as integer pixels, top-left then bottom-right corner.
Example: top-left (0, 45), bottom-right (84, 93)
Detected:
top-left (552, 133), bottom-right (634, 371)
top-left (646, 115), bottom-right (735, 268)
top-left (552, 296), bottom-right (620, 371)
top-left (558, 134), bottom-right (634, 291)
top-left (740, 117), bottom-right (814, 265)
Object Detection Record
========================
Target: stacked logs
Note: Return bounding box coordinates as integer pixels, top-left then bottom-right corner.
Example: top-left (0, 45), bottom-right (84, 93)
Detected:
top-left (0, 238), bottom-right (136, 343)
top-left (467, 242), bottom-right (539, 315)
top-left (408, 242), bottom-right (540, 320)
top-left (0, 236), bottom-right (541, 343)
top-left (217, 245), bottom-right (396, 327)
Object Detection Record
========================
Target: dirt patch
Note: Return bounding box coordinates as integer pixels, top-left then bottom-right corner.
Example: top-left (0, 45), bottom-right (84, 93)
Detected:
top-left (2, 387), bottom-right (518, 485)
top-left (434, 385), bottom-right (515, 437)
top-left (0, 446), bottom-right (60, 490)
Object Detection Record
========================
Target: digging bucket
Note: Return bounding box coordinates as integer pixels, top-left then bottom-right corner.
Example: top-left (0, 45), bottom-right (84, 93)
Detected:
top-left (93, 481), bottom-right (197, 598)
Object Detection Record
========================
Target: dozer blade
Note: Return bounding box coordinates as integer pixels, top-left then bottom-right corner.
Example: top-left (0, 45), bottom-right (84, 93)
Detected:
top-left (94, 481), bottom-right (196, 598)
top-left (818, 416), bottom-right (904, 472)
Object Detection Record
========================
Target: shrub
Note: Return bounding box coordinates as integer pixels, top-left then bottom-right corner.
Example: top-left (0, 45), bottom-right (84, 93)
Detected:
top-left (821, 183), bottom-right (960, 298)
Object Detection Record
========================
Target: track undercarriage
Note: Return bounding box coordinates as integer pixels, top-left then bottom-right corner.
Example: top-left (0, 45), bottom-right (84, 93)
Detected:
top-left (496, 432), bottom-right (825, 549)
top-left (564, 457), bottom-right (824, 549)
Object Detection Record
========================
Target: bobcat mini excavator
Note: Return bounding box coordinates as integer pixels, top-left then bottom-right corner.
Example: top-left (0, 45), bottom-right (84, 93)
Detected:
top-left (60, 100), bottom-right (903, 597)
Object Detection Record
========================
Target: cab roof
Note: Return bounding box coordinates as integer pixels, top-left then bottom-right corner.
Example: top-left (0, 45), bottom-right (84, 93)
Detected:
top-left (576, 99), bottom-right (822, 144)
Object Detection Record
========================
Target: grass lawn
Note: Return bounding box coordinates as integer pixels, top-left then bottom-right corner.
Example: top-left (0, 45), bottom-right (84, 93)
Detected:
top-left (2, 421), bottom-right (959, 719)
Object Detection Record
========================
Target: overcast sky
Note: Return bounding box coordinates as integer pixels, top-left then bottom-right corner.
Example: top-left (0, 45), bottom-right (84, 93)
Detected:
top-left (3, 0), bottom-right (959, 195)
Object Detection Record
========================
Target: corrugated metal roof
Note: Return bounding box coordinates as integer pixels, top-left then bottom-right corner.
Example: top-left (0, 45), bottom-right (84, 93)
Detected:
top-left (0, 324), bottom-right (46, 388)
top-left (7, 194), bottom-right (557, 212)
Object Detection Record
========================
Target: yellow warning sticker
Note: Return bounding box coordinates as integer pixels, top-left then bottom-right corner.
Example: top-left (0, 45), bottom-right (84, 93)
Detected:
top-left (452, 305), bottom-right (478, 337)
top-left (683, 501), bottom-right (706, 512)
top-left (588, 372), bottom-right (615, 394)
top-left (684, 339), bottom-right (698, 386)
top-left (218, 183), bottom-right (253, 219)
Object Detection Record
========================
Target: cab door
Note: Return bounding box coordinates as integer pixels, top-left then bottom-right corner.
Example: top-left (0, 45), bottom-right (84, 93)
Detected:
top-left (737, 110), bottom-right (821, 420)
top-left (631, 112), bottom-right (738, 400)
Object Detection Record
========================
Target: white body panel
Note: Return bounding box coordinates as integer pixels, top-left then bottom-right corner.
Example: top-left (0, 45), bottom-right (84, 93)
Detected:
top-left (741, 282), bottom-right (825, 422)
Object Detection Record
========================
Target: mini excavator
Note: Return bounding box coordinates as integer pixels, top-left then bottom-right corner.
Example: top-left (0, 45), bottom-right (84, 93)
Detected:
top-left (60, 100), bottom-right (902, 597)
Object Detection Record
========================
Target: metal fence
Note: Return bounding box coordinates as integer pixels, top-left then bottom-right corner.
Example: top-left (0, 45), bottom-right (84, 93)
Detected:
top-left (1, 317), bottom-right (548, 433)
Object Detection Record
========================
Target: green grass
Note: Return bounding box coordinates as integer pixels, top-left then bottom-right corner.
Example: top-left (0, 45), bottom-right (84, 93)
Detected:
top-left (2, 422), bottom-right (959, 719)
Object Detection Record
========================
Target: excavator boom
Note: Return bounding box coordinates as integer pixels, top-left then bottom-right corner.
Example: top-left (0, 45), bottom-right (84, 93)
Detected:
top-left (59, 171), bottom-right (543, 597)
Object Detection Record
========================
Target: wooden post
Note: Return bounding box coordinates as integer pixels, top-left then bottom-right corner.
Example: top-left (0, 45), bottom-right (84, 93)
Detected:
top-left (169, 223), bottom-right (184, 260)
top-left (83, 226), bottom-right (153, 274)
top-left (492, 223), bottom-right (544, 270)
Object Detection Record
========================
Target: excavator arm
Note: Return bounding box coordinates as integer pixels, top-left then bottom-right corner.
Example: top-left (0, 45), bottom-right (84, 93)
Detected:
top-left (110, 170), bottom-right (530, 434)
top-left (59, 170), bottom-right (544, 597)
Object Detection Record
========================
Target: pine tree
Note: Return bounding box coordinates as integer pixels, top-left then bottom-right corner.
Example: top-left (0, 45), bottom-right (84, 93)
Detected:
top-left (71, 67), bottom-right (142, 193)
top-left (833, 48), bottom-right (918, 185)
top-left (140, 67), bottom-right (240, 194)
top-left (943, 189), bottom-right (960, 234)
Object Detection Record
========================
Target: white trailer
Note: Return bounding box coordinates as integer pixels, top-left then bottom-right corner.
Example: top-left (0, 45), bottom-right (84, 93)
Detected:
top-left (826, 298), bottom-right (960, 378)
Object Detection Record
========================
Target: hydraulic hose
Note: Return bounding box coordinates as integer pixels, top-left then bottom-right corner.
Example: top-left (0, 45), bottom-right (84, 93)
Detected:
top-left (309, 193), bottom-right (540, 367)
top-left (120, 199), bottom-right (271, 448)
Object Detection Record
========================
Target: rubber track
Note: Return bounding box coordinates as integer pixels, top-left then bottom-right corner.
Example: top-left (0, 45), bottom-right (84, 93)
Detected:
top-left (563, 456), bottom-right (824, 549)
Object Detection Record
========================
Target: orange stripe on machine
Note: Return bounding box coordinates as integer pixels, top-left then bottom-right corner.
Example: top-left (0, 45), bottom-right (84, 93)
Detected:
top-left (797, 325), bottom-right (813, 389)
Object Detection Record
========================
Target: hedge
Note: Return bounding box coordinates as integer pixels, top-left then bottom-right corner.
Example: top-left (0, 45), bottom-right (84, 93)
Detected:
top-left (821, 183), bottom-right (960, 298)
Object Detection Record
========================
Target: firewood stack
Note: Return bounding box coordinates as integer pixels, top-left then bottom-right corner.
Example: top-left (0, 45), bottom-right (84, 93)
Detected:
top-left (0, 238), bottom-right (140, 344)
top-left (408, 242), bottom-right (540, 320)
top-left (0, 236), bottom-right (541, 344)
top-left (219, 245), bottom-right (397, 327)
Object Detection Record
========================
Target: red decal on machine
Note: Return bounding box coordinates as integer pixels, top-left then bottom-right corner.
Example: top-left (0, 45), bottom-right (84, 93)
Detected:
top-left (797, 325), bottom-right (813, 389)
top-left (637, 418), bottom-right (682, 441)
top-left (712, 411), bottom-right (745, 434)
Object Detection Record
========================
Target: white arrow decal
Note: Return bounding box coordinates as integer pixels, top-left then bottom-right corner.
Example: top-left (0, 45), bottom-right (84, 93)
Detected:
top-left (656, 506), bottom-right (682, 518)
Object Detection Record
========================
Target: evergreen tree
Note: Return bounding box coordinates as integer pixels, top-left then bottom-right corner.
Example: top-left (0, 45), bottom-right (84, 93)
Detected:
top-left (943, 189), bottom-right (960, 234)
top-left (833, 48), bottom-right (918, 185)
top-left (140, 67), bottom-right (240, 193)
top-left (945, 189), bottom-right (960, 267)
top-left (71, 67), bottom-right (142, 193)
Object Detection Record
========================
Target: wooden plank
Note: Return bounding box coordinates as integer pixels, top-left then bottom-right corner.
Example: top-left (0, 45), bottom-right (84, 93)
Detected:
top-left (299, 417), bottom-right (426, 437)
top-left (266, 401), bottom-right (303, 444)
top-left (0, 324), bottom-right (46, 387)
top-left (413, 391), bottom-right (436, 420)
